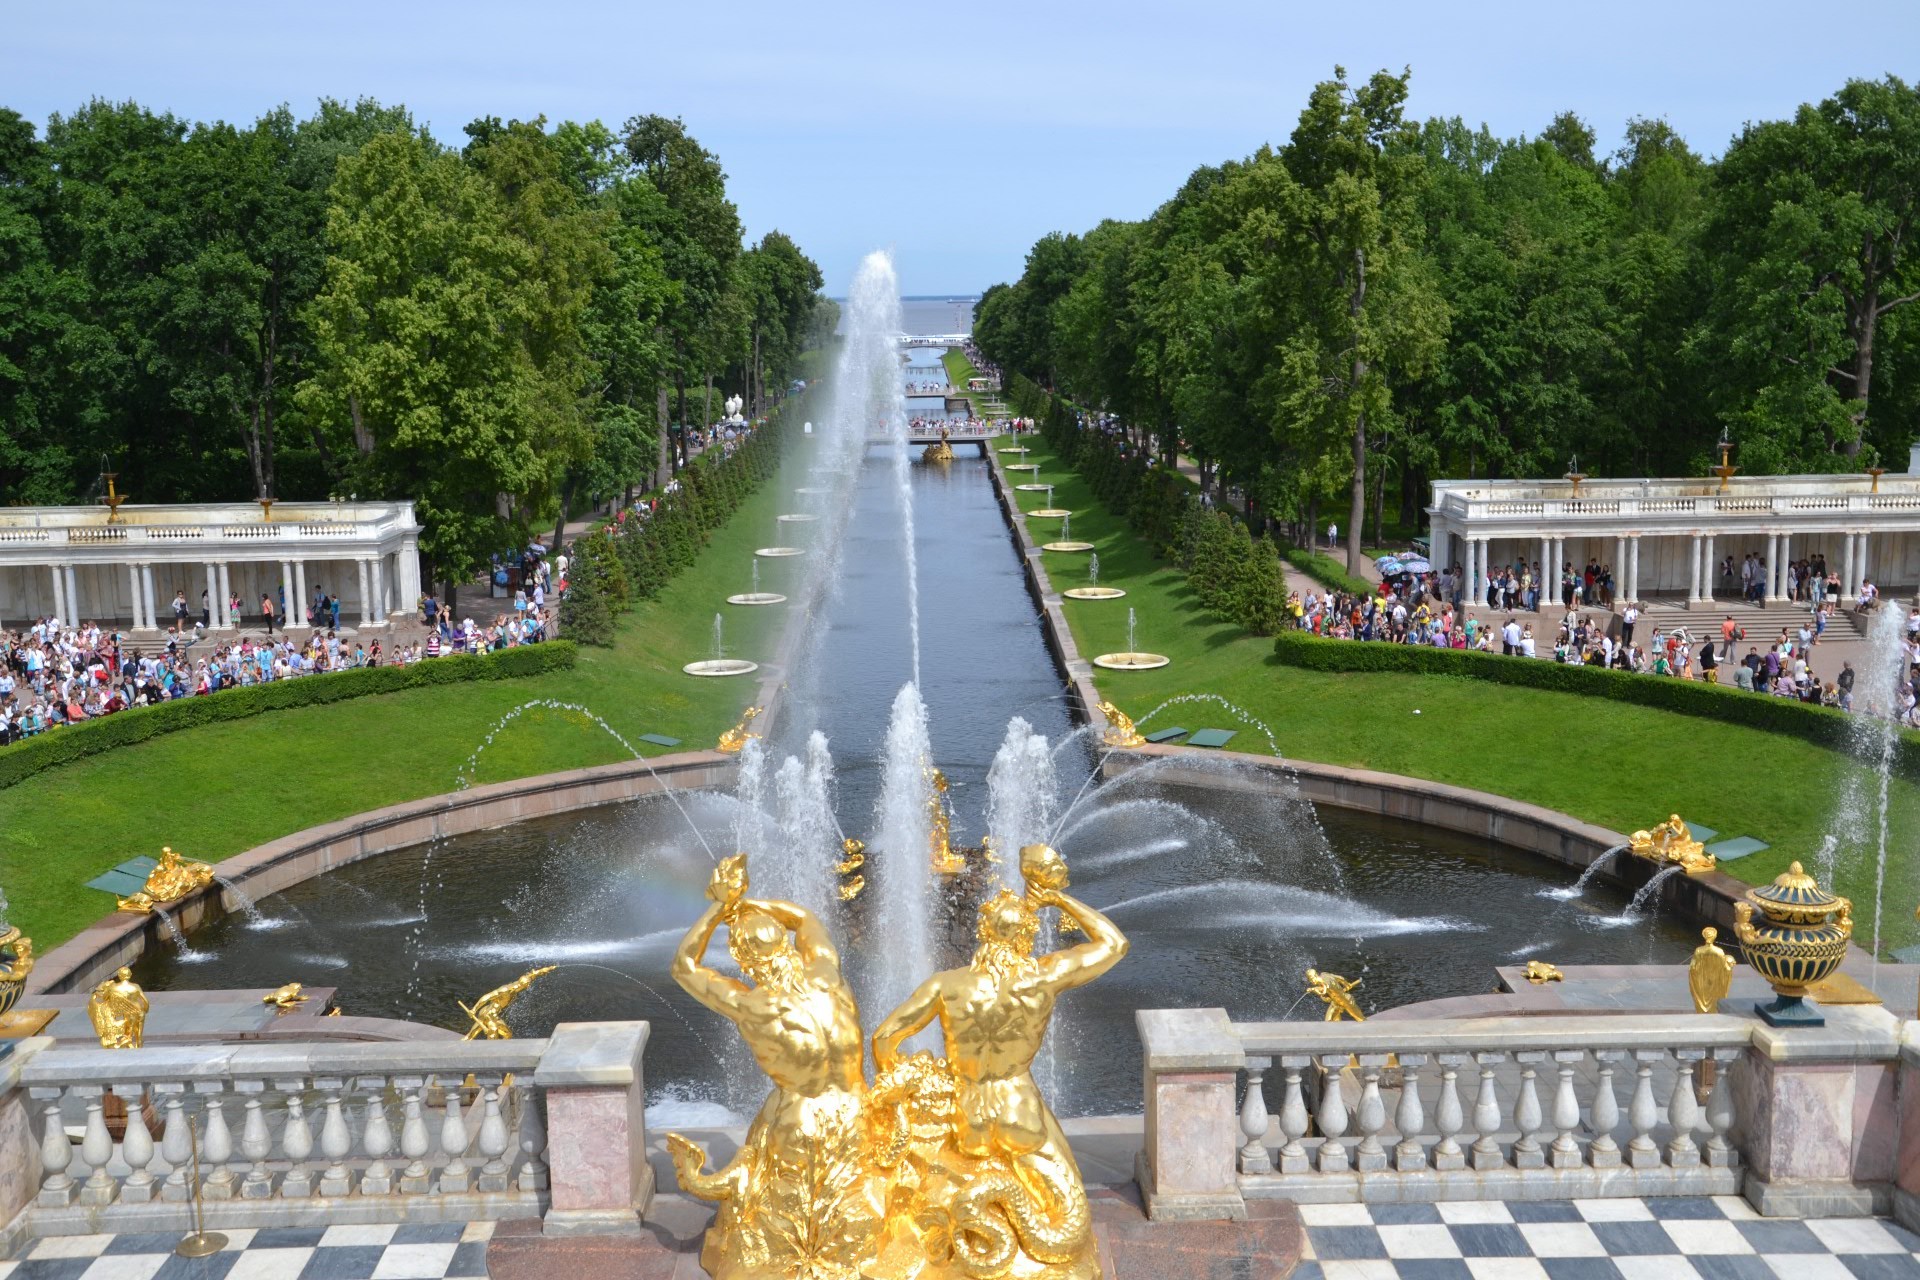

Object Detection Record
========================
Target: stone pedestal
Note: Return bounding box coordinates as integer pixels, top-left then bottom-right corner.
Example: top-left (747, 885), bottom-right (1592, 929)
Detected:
top-left (537, 1021), bottom-right (653, 1236)
top-left (1136, 1008), bottom-right (1246, 1221)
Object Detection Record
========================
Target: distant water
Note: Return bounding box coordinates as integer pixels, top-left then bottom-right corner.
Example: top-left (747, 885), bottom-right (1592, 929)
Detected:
top-left (836, 295), bottom-right (975, 337)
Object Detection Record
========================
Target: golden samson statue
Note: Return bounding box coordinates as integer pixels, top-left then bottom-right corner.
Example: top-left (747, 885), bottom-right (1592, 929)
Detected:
top-left (116, 846), bottom-right (216, 914)
top-left (669, 845), bottom-right (1126, 1280)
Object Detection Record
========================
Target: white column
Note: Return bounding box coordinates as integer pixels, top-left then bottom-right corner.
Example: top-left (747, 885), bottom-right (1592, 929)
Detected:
top-left (1688, 535), bottom-right (1703, 602)
top-left (1765, 534), bottom-right (1780, 603)
top-left (371, 556), bottom-right (387, 624)
top-left (1537, 535), bottom-right (1550, 608)
top-left (1777, 532), bottom-right (1792, 601)
top-left (127, 564), bottom-right (143, 629)
top-left (357, 560), bottom-right (372, 627)
top-left (64, 565), bottom-right (79, 623)
top-left (49, 565), bottom-right (65, 622)
top-left (280, 561), bottom-right (295, 629)
top-left (1858, 532), bottom-right (1871, 594)
top-left (293, 561), bottom-right (308, 628)
top-left (1626, 538), bottom-right (1640, 603)
top-left (204, 563), bottom-right (218, 630)
top-left (216, 564), bottom-right (231, 628)
top-left (1701, 534), bottom-right (1715, 602)
top-left (141, 565), bottom-right (156, 632)
top-left (1466, 540), bottom-right (1480, 606)
top-left (1614, 535), bottom-right (1627, 606)
top-left (1842, 533), bottom-right (1858, 602)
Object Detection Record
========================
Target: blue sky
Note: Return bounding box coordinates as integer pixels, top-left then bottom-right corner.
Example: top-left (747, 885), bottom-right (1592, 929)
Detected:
top-left (7, 0), bottom-right (1916, 295)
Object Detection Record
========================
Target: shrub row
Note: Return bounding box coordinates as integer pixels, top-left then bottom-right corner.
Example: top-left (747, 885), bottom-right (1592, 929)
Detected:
top-left (1272, 629), bottom-right (1920, 776)
top-left (0, 641), bottom-right (578, 792)
top-left (1279, 543), bottom-right (1376, 598)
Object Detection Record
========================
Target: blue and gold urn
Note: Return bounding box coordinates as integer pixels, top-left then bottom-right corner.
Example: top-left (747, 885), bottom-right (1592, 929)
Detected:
top-left (1733, 860), bottom-right (1851, 1027)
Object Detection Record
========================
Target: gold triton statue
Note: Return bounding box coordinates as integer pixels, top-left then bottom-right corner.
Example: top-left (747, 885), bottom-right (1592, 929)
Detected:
top-left (870, 844), bottom-right (1125, 1280)
top-left (262, 983), bottom-right (309, 1011)
top-left (922, 426), bottom-right (955, 464)
top-left (668, 855), bottom-right (887, 1280)
top-left (1627, 815), bottom-right (1715, 874)
top-left (1305, 969), bottom-right (1365, 1021)
top-left (1524, 960), bottom-right (1565, 985)
top-left (718, 707), bottom-right (763, 755)
top-left (927, 767), bottom-right (968, 874)
top-left (1688, 927), bottom-right (1735, 1014)
top-left (460, 967), bottom-right (556, 1040)
top-left (116, 845), bottom-right (216, 914)
top-left (839, 837), bottom-right (868, 900)
top-left (88, 967), bottom-right (149, 1049)
top-left (1096, 702), bottom-right (1145, 749)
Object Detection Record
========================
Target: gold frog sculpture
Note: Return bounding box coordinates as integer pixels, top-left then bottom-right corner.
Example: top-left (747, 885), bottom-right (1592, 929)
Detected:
top-left (1096, 701), bottom-right (1145, 749)
top-left (116, 846), bottom-right (216, 914)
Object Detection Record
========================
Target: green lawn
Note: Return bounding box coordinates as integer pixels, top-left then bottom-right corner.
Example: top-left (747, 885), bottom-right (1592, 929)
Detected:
top-left (1004, 435), bottom-right (1920, 956)
top-left (2, 447), bottom-right (807, 950)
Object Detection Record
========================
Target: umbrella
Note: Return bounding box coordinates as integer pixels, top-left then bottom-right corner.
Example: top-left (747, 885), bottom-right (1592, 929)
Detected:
top-left (1374, 553), bottom-right (1402, 569)
top-left (1398, 557), bottom-right (1433, 574)
top-left (1375, 558), bottom-right (1407, 576)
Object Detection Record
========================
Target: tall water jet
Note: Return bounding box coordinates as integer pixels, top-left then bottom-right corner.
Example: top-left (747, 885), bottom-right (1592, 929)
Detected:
top-left (872, 683), bottom-right (934, 1015)
top-left (988, 717), bottom-right (1058, 881)
top-left (731, 738), bottom-right (768, 859)
top-left (1830, 606), bottom-right (1907, 966)
top-left (771, 747), bottom-right (837, 911)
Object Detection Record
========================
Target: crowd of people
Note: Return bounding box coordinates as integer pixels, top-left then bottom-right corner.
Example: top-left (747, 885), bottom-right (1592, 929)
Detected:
top-left (1288, 561), bottom-right (1917, 723)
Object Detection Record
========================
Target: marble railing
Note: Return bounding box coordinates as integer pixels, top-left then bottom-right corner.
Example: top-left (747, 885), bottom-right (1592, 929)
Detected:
top-left (1137, 1005), bottom-right (1908, 1221)
top-left (2, 1022), bottom-right (652, 1243)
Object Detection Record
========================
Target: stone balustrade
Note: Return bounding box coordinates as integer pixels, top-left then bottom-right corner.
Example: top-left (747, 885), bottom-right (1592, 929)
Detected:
top-left (1139, 1005), bottom-right (1908, 1222)
top-left (1, 1021), bottom-right (651, 1245)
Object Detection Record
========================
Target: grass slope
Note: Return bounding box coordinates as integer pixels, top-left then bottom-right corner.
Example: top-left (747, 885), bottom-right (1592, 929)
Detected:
top-left (1003, 435), bottom-right (1920, 955)
top-left (2, 454), bottom-right (801, 949)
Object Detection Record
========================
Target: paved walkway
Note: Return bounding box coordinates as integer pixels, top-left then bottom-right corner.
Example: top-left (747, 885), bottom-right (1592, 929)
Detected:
top-left (2, 1222), bottom-right (495, 1280)
top-left (1295, 1196), bottom-right (1920, 1280)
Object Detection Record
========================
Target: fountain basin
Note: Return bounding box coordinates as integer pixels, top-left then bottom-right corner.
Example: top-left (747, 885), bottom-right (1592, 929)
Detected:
top-left (1064, 587), bottom-right (1127, 600)
top-left (726, 593), bottom-right (788, 606)
top-left (777, 514), bottom-right (819, 523)
top-left (1007, 464), bottom-right (1041, 473)
top-left (1042, 541), bottom-right (1095, 553)
top-left (794, 487), bottom-right (831, 496)
top-left (1092, 652), bottom-right (1170, 670)
top-left (755, 547), bottom-right (806, 558)
top-left (1014, 484), bottom-right (1052, 492)
top-left (1030, 508), bottom-right (1072, 519)
top-left (999, 448), bottom-right (1030, 456)
top-left (682, 659), bottom-right (760, 677)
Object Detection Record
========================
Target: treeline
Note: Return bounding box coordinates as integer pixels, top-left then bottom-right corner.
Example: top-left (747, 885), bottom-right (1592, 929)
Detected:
top-left (976, 69), bottom-right (1920, 576)
top-left (0, 100), bottom-right (833, 593)
top-left (560, 411), bottom-right (789, 645)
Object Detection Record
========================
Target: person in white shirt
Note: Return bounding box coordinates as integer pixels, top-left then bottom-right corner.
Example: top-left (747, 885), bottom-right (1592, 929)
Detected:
top-left (1622, 602), bottom-right (1639, 645)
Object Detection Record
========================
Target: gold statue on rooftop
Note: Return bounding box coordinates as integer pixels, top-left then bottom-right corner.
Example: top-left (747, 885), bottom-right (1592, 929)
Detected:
top-left (1305, 968), bottom-right (1365, 1022)
top-left (1097, 701), bottom-right (1145, 749)
top-left (459, 966), bottom-right (556, 1040)
top-left (717, 707), bottom-right (763, 755)
top-left (88, 967), bottom-right (149, 1049)
top-left (115, 846), bottom-right (216, 914)
top-left (1628, 814), bottom-right (1715, 874)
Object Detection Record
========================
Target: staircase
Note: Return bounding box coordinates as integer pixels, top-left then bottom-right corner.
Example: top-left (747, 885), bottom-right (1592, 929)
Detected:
top-left (1637, 596), bottom-right (1867, 643)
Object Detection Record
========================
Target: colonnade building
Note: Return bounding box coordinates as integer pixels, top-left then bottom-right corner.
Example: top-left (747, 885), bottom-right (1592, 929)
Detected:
top-left (0, 500), bottom-right (422, 632)
top-left (1427, 453), bottom-right (1920, 610)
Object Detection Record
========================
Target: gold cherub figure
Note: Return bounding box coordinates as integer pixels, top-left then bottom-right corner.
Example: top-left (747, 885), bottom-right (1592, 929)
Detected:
top-left (459, 966), bottom-right (556, 1040)
top-left (1689, 927), bottom-right (1736, 1013)
top-left (717, 706), bottom-right (763, 755)
top-left (1097, 700), bottom-right (1146, 749)
top-left (116, 846), bottom-right (216, 914)
top-left (88, 967), bottom-right (149, 1049)
top-left (1305, 968), bottom-right (1365, 1021)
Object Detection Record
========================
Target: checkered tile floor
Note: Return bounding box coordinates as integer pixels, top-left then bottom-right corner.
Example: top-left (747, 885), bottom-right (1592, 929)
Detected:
top-left (1, 1222), bottom-right (495, 1280)
top-left (1296, 1197), bottom-right (1920, 1280)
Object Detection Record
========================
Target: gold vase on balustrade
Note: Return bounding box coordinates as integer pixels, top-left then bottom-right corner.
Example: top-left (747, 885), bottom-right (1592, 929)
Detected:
top-left (1733, 861), bottom-right (1851, 1027)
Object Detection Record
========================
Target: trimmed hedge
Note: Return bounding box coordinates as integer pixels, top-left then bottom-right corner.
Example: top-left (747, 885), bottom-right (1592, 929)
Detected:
top-left (1280, 543), bottom-right (1376, 597)
top-left (0, 641), bottom-right (577, 792)
top-left (1271, 630), bottom-right (1920, 776)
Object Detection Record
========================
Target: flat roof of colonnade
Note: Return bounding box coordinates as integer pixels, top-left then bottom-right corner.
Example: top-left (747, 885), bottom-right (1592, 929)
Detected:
top-left (1429, 472), bottom-right (1920, 534)
top-left (0, 500), bottom-right (420, 562)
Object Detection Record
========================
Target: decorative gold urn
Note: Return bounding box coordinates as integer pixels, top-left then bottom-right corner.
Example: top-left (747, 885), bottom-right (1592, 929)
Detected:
top-left (0, 925), bottom-right (32, 1022)
top-left (1733, 860), bottom-right (1852, 1026)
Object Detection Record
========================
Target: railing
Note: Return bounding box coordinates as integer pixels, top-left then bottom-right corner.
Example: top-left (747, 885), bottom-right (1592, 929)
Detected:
top-left (1432, 488), bottom-right (1920, 525)
top-left (13, 1022), bottom-right (651, 1237)
top-left (1135, 1007), bottom-right (1907, 1217)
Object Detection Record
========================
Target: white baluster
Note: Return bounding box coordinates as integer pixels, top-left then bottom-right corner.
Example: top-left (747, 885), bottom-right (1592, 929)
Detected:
top-left (281, 1086), bottom-right (315, 1197)
top-left (361, 1080), bottom-right (394, 1195)
top-left (1627, 1050), bottom-right (1661, 1169)
top-left (399, 1081), bottom-right (431, 1193)
top-left (1276, 1058), bottom-right (1311, 1174)
top-left (438, 1085), bottom-right (472, 1193)
top-left (35, 1091), bottom-right (75, 1206)
top-left (476, 1084), bottom-right (512, 1191)
top-left (1511, 1052), bottom-right (1545, 1169)
top-left (1705, 1048), bottom-right (1738, 1168)
top-left (1470, 1052), bottom-right (1505, 1171)
top-left (200, 1089), bottom-right (236, 1200)
top-left (1353, 1056), bottom-right (1388, 1171)
top-left (1394, 1056), bottom-right (1428, 1171)
top-left (517, 1082), bottom-right (548, 1193)
top-left (1314, 1055), bottom-right (1350, 1173)
top-left (1549, 1051), bottom-right (1583, 1169)
top-left (159, 1089), bottom-right (191, 1203)
top-left (1667, 1051), bottom-right (1702, 1167)
top-left (1432, 1055), bottom-right (1467, 1171)
top-left (317, 1080), bottom-right (353, 1197)
top-left (239, 1083), bottom-right (273, 1198)
top-left (77, 1089), bottom-right (116, 1206)
top-left (1238, 1058), bottom-right (1273, 1174)
top-left (1589, 1051), bottom-right (1622, 1168)
top-left (118, 1085), bottom-right (157, 1203)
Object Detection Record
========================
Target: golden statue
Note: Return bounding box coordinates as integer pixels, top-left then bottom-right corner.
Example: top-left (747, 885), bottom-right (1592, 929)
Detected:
top-left (0, 929), bottom-right (34, 987)
top-left (1305, 969), bottom-right (1365, 1022)
top-left (1627, 815), bottom-right (1715, 874)
top-left (262, 982), bottom-right (309, 1011)
top-left (1096, 701), bottom-right (1145, 749)
top-left (88, 967), bottom-right (149, 1049)
top-left (838, 874), bottom-right (866, 901)
top-left (460, 966), bottom-right (556, 1040)
top-left (837, 837), bottom-right (867, 875)
top-left (871, 843), bottom-right (1125, 1280)
top-left (718, 707), bottom-right (764, 755)
top-left (1688, 927), bottom-right (1735, 1014)
top-left (923, 426), bottom-right (955, 463)
top-left (1524, 960), bottom-right (1565, 985)
top-left (927, 767), bottom-right (968, 874)
top-left (668, 855), bottom-right (887, 1280)
top-left (116, 845), bottom-right (216, 914)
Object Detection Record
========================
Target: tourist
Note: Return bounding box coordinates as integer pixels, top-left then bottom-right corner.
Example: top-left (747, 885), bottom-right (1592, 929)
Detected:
top-left (260, 593), bottom-right (276, 635)
top-left (1622, 601), bottom-right (1639, 645)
